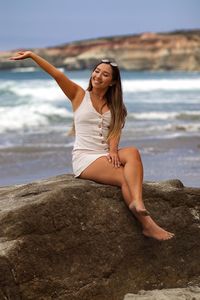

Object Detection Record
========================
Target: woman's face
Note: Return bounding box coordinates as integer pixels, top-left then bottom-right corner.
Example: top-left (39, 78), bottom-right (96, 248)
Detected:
top-left (91, 63), bottom-right (113, 89)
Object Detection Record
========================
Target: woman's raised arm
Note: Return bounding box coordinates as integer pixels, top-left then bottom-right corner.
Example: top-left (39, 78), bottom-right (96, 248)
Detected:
top-left (9, 51), bottom-right (84, 103)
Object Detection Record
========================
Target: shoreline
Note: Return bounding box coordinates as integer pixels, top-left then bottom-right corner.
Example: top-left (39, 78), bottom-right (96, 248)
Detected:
top-left (0, 135), bottom-right (199, 188)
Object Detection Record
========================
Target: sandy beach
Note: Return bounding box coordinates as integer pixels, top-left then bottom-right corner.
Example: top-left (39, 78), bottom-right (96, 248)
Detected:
top-left (0, 134), bottom-right (199, 187)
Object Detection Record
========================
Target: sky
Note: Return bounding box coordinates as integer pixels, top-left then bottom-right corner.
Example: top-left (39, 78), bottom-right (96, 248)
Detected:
top-left (1, 0), bottom-right (200, 51)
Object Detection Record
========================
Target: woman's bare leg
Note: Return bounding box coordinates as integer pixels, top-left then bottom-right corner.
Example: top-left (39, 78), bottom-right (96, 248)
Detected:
top-left (80, 156), bottom-right (174, 240)
top-left (118, 147), bottom-right (149, 215)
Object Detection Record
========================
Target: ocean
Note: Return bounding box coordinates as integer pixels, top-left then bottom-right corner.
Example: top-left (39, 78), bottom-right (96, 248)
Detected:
top-left (0, 68), bottom-right (199, 187)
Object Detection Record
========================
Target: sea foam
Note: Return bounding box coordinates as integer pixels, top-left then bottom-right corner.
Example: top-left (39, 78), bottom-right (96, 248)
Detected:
top-left (122, 78), bottom-right (200, 92)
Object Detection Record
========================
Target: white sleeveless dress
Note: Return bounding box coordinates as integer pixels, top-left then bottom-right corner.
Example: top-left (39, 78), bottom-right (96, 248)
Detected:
top-left (72, 90), bottom-right (111, 177)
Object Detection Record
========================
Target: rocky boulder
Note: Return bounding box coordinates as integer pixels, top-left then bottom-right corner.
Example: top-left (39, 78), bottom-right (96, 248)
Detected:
top-left (124, 286), bottom-right (200, 300)
top-left (0, 175), bottom-right (199, 300)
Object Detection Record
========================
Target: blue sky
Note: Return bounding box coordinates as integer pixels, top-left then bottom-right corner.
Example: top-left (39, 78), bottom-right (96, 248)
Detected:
top-left (1, 0), bottom-right (200, 51)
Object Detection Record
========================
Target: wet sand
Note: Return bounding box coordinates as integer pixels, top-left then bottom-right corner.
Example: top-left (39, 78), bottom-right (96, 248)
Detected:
top-left (0, 135), bottom-right (199, 188)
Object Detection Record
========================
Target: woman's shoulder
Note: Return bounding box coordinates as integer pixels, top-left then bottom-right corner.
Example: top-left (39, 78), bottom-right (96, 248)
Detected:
top-left (72, 89), bottom-right (87, 112)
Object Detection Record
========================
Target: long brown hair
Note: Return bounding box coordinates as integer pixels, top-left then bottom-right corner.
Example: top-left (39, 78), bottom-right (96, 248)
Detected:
top-left (87, 61), bottom-right (127, 141)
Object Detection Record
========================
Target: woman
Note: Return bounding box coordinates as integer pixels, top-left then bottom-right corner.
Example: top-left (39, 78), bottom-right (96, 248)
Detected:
top-left (10, 51), bottom-right (174, 241)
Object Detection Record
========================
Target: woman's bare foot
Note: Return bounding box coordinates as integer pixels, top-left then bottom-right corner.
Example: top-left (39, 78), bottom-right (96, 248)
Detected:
top-left (129, 200), bottom-right (150, 216)
top-left (142, 222), bottom-right (175, 241)
top-left (128, 200), bottom-right (174, 240)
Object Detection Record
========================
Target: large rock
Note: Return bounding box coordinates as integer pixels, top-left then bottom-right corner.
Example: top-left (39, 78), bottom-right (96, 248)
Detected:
top-left (1, 30), bottom-right (200, 71)
top-left (124, 286), bottom-right (200, 300)
top-left (0, 175), bottom-right (199, 300)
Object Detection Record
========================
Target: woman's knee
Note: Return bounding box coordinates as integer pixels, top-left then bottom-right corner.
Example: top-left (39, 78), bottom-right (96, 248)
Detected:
top-left (119, 146), bottom-right (142, 165)
top-left (127, 146), bottom-right (141, 161)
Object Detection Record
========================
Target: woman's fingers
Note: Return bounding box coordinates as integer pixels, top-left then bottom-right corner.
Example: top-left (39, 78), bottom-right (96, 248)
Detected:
top-left (9, 56), bottom-right (21, 60)
top-left (9, 51), bottom-right (31, 61)
top-left (9, 54), bottom-right (24, 60)
top-left (107, 154), bottom-right (112, 163)
top-left (114, 158), bottom-right (121, 168)
top-left (107, 154), bottom-right (121, 168)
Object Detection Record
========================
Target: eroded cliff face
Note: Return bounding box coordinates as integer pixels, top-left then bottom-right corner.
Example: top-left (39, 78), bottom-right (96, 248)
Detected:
top-left (1, 30), bottom-right (200, 71)
top-left (0, 175), bottom-right (199, 300)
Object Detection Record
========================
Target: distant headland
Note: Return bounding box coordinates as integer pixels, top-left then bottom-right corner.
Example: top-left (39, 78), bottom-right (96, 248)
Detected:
top-left (1, 29), bottom-right (200, 71)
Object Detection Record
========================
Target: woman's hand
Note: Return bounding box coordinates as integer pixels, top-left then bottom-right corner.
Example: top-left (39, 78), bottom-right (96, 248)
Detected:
top-left (107, 150), bottom-right (121, 168)
top-left (9, 51), bottom-right (32, 61)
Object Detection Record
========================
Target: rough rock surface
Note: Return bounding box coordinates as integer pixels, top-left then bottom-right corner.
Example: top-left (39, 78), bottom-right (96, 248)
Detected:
top-left (0, 175), bottom-right (199, 300)
top-left (1, 30), bottom-right (200, 71)
top-left (124, 286), bottom-right (200, 300)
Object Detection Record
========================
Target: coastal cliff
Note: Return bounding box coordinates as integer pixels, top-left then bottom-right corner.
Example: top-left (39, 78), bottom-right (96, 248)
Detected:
top-left (0, 175), bottom-right (199, 300)
top-left (1, 30), bottom-right (200, 71)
